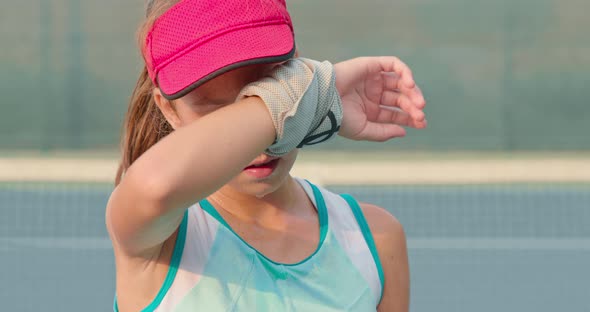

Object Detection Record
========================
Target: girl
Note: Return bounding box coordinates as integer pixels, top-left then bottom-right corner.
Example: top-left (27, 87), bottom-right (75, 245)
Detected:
top-left (107, 0), bottom-right (426, 311)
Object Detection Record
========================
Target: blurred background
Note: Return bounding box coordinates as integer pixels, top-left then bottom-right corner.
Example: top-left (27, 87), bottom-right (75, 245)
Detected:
top-left (1, 0), bottom-right (589, 311)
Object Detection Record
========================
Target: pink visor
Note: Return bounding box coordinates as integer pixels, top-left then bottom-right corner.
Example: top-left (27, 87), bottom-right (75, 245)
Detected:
top-left (144, 0), bottom-right (296, 100)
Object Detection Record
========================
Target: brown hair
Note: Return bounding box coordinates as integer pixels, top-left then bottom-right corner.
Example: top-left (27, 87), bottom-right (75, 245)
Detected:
top-left (115, 0), bottom-right (180, 185)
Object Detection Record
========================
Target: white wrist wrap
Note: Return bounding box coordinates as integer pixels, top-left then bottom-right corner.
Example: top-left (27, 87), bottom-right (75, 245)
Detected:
top-left (237, 58), bottom-right (343, 157)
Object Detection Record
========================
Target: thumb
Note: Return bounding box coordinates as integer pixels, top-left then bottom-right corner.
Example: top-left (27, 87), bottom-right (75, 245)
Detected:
top-left (357, 122), bottom-right (407, 142)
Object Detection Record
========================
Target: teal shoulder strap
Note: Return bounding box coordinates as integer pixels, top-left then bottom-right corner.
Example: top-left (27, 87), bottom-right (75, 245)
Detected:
top-left (340, 194), bottom-right (385, 301)
top-left (113, 210), bottom-right (189, 312)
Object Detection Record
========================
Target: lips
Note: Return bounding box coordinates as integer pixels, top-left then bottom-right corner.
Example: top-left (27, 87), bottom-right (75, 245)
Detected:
top-left (244, 158), bottom-right (279, 170)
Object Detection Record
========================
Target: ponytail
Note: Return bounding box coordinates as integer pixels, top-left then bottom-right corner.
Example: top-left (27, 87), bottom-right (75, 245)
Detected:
top-left (115, 0), bottom-right (181, 185)
top-left (115, 67), bottom-right (173, 185)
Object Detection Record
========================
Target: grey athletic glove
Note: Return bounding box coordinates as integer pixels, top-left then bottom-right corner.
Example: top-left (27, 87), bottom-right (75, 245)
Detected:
top-left (237, 58), bottom-right (343, 157)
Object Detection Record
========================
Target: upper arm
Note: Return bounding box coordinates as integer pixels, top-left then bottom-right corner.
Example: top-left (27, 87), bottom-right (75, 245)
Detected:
top-left (105, 169), bottom-right (186, 257)
top-left (360, 202), bottom-right (410, 312)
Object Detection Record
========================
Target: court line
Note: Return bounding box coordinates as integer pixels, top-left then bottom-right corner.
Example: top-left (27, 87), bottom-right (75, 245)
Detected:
top-left (1, 157), bottom-right (589, 184)
top-left (2, 237), bottom-right (590, 251)
top-left (0, 238), bottom-right (112, 250)
top-left (408, 238), bottom-right (590, 250)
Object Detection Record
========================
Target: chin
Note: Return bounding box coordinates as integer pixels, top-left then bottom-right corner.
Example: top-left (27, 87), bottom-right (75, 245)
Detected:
top-left (251, 185), bottom-right (280, 198)
top-left (232, 172), bottom-right (288, 198)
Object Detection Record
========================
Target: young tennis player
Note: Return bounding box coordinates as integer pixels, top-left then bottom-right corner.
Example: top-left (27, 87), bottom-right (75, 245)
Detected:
top-left (107, 0), bottom-right (426, 311)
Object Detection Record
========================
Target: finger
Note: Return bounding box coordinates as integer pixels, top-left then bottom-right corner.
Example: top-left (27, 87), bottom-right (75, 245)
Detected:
top-left (410, 85), bottom-right (426, 109)
top-left (381, 91), bottom-right (425, 121)
top-left (382, 73), bottom-right (426, 109)
top-left (399, 85), bottom-right (426, 110)
top-left (381, 72), bottom-right (401, 90)
top-left (377, 56), bottom-right (415, 89)
top-left (376, 108), bottom-right (428, 129)
top-left (357, 122), bottom-right (407, 142)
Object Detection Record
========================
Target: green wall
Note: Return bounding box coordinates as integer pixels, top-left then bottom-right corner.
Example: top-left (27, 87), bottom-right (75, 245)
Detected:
top-left (1, 0), bottom-right (588, 150)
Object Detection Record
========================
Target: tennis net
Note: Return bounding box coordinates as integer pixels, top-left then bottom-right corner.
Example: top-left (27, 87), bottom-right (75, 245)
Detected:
top-left (1, 151), bottom-right (589, 312)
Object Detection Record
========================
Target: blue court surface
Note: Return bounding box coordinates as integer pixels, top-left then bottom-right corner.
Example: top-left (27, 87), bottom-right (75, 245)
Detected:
top-left (1, 183), bottom-right (589, 311)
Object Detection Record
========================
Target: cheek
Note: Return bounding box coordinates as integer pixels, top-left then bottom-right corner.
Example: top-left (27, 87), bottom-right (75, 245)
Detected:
top-left (280, 150), bottom-right (299, 170)
top-left (179, 113), bottom-right (201, 125)
top-left (176, 105), bottom-right (215, 125)
top-left (278, 157), bottom-right (297, 174)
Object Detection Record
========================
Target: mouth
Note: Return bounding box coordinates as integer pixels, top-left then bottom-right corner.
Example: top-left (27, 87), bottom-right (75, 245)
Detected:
top-left (243, 158), bottom-right (280, 178)
top-left (244, 158), bottom-right (279, 170)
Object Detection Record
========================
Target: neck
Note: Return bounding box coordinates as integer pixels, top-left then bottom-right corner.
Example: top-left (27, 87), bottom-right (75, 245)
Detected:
top-left (209, 176), bottom-right (308, 222)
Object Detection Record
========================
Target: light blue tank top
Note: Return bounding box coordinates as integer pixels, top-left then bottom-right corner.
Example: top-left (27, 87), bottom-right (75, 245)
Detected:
top-left (114, 178), bottom-right (384, 311)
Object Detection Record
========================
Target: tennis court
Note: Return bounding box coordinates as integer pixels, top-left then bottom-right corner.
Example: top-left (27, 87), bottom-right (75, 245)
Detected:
top-left (1, 154), bottom-right (588, 311)
top-left (2, 0), bottom-right (589, 310)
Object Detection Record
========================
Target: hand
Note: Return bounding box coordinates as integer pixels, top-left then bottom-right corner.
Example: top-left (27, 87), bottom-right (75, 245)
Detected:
top-left (334, 56), bottom-right (427, 142)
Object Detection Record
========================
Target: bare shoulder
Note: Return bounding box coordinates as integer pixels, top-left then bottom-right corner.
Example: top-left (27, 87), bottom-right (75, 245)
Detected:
top-left (358, 202), bottom-right (405, 247)
top-left (358, 202), bottom-right (410, 312)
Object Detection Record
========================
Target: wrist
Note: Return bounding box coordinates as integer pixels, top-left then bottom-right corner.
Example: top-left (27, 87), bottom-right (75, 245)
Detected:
top-left (333, 62), bottom-right (348, 97)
